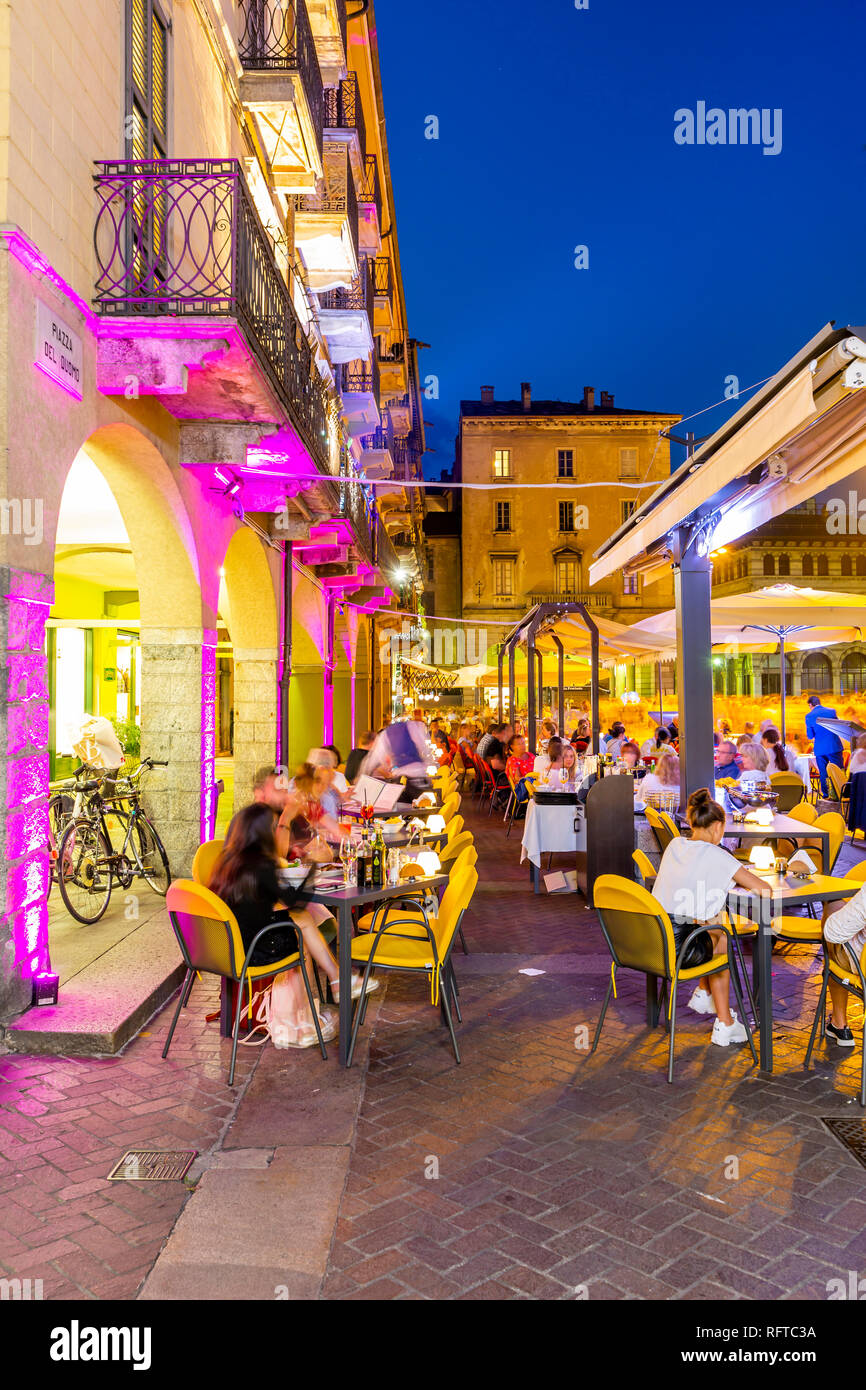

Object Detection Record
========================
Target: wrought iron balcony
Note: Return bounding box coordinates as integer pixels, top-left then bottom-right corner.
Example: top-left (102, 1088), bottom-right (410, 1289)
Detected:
top-left (323, 71), bottom-right (366, 155)
top-left (371, 256), bottom-right (392, 299)
top-left (297, 148), bottom-right (359, 268)
top-left (357, 153), bottom-right (381, 225)
top-left (360, 424), bottom-right (392, 454)
top-left (338, 354), bottom-right (380, 402)
top-left (93, 158), bottom-right (331, 470)
top-left (237, 0), bottom-right (323, 157)
top-left (317, 257), bottom-right (372, 315)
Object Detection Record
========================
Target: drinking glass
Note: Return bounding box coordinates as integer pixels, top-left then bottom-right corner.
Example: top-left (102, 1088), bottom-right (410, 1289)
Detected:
top-left (340, 838), bottom-right (356, 888)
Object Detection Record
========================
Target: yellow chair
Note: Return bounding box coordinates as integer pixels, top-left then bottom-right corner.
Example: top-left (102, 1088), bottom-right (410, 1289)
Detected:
top-left (632, 848), bottom-right (657, 887)
top-left (770, 771), bottom-right (807, 814)
top-left (452, 748), bottom-right (474, 791)
top-left (845, 862), bottom-right (866, 884)
top-left (162, 880), bottom-right (327, 1084)
top-left (786, 800), bottom-right (818, 825)
top-left (591, 875), bottom-right (756, 1083)
top-left (827, 761), bottom-right (850, 807)
top-left (192, 838), bottom-right (225, 887)
top-left (441, 793), bottom-right (461, 824)
top-left (644, 805), bottom-right (679, 854)
top-left (772, 814), bottom-right (848, 947)
top-left (445, 814), bottom-right (464, 843)
top-left (811, 811), bottom-right (847, 874)
top-left (357, 848), bottom-right (476, 953)
top-left (347, 866), bottom-right (479, 1066)
top-left (805, 935), bottom-right (866, 1107)
top-left (439, 831), bottom-right (475, 866)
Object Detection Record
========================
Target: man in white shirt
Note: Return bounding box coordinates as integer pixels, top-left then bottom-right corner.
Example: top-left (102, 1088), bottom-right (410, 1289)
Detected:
top-left (822, 882), bottom-right (866, 1046)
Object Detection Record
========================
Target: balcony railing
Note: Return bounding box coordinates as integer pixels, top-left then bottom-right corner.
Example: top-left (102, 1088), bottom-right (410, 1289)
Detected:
top-left (317, 257), bottom-right (372, 315)
top-left (528, 592), bottom-right (613, 608)
top-left (359, 424), bottom-right (392, 453)
top-left (93, 158), bottom-right (331, 469)
top-left (323, 71), bottom-right (367, 157)
top-left (338, 354), bottom-right (380, 403)
top-left (237, 0), bottom-right (324, 158)
top-left (297, 150), bottom-right (359, 266)
top-left (357, 153), bottom-right (381, 226)
top-left (371, 256), bottom-right (392, 298)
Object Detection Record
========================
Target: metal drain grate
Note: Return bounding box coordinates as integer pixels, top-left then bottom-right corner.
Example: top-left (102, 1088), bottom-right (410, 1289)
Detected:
top-left (821, 1119), bottom-right (866, 1172)
top-left (107, 1149), bottom-right (197, 1182)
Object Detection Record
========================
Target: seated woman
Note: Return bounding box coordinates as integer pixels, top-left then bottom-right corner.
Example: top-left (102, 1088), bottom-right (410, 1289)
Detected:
top-left (560, 742), bottom-right (579, 783)
top-left (619, 740), bottom-right (641, 772)
top-left (821, 879), bottom-right (866, 1046)
top-left (570, 719), bottom-right (591, 754)
top-left (208, 808), bottom-right (330, 1049)
top-left (848, 734), bottom-right (866, 777)
top-left (505, 733), bottom-right (535, 804)
top-left (534, 735), bottom-right (564, 779)
top-left (739, 743), bottom-right (770, 785)
top-left (760, 727), bottom-right (790, 774)
top-left (640, 749), bottom-right (680, 797)
top-left (433, 729), bottom-right (453, 766)
top-left (641, 726), bottom-right (670, 758)
top-left (293, 762), bottom-right (344, 842)
top-left (307, 748), bottom-right (347, 813)
top-left (653, 788), bottom-right (770, 1046)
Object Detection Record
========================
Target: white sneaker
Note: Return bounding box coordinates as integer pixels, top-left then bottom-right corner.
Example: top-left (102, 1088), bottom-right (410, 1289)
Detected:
top-left (687, 987), bottom-right (715, 1016)
top-left (711, 1012), bottom-right (748, 1047)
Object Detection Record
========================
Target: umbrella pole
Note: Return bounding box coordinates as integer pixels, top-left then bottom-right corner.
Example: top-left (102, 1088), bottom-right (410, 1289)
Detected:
top-left (780, 631), bottom-right (786, 746)
top-left (657, 660), bottom-right (663, 723)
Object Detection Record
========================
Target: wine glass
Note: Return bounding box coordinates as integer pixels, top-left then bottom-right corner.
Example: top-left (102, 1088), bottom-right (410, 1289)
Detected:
top-left (339, 837), bottom-right (356, 888)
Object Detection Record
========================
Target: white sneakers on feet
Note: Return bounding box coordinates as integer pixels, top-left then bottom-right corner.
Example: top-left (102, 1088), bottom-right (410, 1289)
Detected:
top-left (711, 1011), bottom-right (748, 1047)
top-left (687, 987), bottom-right (715, 1016)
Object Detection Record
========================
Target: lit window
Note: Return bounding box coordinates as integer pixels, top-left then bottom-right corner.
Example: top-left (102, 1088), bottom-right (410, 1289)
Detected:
top-left (619, 447), bottom-right (638, 480)
top-left (620, 498), bottom-right (636, 527)
top-left (778, 553), bottom-right (790, 576)
top-left (493, 449), bottom-right (511, 478)
top-left (623, 572), bottom-right (639, 595)
top-left (495, 501), bottom-right (511, 532)
top-left (817, 554), bottom-right (829, 576)
top-left (802, 554), bottom-right (814, 577)
top-left (556, 557), bottom-right (580, 595)
top-left (559, 501), bottom-right (575, 532)
top-left (763, 554), bottom-right (775, 576)
top-left (557, 449), bottom-right (574, 478)
top-left (492, 556), bottom-right (515, 596)
top-left (841, 554), bottom-right (853, 577)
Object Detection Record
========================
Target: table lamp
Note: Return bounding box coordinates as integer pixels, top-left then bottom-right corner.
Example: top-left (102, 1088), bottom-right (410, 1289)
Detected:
top-left (416, 850), bottom-right (440, 877)
top-left (749, 845), bottom-right (776, 871)
top-left (427, 814), bottom-right (447, 834)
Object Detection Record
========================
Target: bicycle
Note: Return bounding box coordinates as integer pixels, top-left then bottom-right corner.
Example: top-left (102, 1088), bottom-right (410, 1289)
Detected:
top-left (55, 757), bottom-right (171, 924)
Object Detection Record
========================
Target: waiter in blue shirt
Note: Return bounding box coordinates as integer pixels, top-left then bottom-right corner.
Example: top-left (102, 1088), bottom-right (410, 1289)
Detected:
top-left (805, 694), bottom-right (844, 794)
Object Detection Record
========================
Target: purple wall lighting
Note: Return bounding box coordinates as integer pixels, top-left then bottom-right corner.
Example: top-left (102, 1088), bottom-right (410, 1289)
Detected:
top-left (201, 640), bottom-right (218, 842)
top-left (3, 568), bottom-right (53, 986)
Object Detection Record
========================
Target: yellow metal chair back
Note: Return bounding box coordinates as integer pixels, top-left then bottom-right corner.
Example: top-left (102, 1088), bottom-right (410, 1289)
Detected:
top-left (813, 811), bottom-right (846, 872)
top-left (827, 762), bottom-right (849, 802)
top-left (433, 866), bottom-right (478, 959)
top-left (445, 814), bottom-right (464, 842)
top-left (593, 874), bottom-right (676, 980)
top-left (770, 772), bottom-right (805, 814)
top-left (645, 805), bottom-right (677, 853)
top-left (441, 793), bottom-right (461, 824)
top-left (658, 811), bottom-right (681, 842)
top-left (786, 801), bottom-right (817, 825)
top-left (440, 830), bottom-right (474, 865)
top-left (447, 843), bottom-right (477, 877)
top-left (845, 861), bottom-right (866, 884)
top-left (166, 879), bottom-right (247, 980)
top-left (192, 838), bottom-right (225, 887)
top-left (632, 848), bottom-right (657, 886)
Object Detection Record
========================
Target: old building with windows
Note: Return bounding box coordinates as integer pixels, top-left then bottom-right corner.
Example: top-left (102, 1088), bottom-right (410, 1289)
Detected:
top-left (455, 384), bottom-right (680, 694)
top-left (709, 496), bottom-right (866, 696)
top-left (0, 0), bottom-right (426, 1032)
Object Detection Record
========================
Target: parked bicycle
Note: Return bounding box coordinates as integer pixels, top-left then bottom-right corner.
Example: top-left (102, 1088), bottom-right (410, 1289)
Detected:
top-left (54, 757), bottom-right (172, 924)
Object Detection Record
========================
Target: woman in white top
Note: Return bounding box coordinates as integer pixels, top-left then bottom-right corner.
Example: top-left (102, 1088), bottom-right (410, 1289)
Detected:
top-left (822, 880), bottom-right (866, 1045)
top-left (640, 749), bottom-right (680, 798)
top-left (738, 743), bottom-right (770, 784)
top-left (848, 734), bottom-right (866, 777)
top-left (653, 788), bottom-right (770, 1045)
top-left (533, 735), bottom-right (564, 779)
top-left (760, 727), bottom-right (794, 776)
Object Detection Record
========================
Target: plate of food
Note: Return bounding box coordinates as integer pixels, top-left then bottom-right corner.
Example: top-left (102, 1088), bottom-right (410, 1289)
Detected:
top-left (280, 859), bottom-right (309, 887)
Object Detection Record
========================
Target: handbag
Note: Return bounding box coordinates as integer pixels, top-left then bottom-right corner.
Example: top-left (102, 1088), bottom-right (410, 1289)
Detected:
top-left (671, 923), bottom-right (714, 970)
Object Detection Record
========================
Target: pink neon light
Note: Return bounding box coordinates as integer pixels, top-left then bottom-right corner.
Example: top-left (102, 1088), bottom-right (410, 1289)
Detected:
top-left (201, 642), bottom-right (217, 841)
top-left (2, 228), bottom-right (101, 334)
top-left (34, 359), bottom-right (84, 402)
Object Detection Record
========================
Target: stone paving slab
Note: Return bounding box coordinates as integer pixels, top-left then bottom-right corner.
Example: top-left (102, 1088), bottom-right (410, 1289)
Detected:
top-left (138, 1146), bottom-right (349, 1301)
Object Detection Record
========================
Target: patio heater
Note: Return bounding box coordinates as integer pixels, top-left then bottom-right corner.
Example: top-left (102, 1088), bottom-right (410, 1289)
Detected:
top-left (742, 623), bottom-right (812, 744)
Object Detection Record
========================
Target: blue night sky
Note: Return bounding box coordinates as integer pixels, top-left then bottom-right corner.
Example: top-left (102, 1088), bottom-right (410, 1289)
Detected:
top-left (374, 0), bottom-right (866, 477)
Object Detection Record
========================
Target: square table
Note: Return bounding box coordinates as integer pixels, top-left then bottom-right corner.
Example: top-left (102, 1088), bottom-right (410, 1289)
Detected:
top-left (727, 871), bottom-right (859, 1073)
top-left (303, 870), bottom-right (449, 1065)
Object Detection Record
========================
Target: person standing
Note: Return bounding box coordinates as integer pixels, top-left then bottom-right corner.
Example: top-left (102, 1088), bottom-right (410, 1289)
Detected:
top-left (805, 694), bottom-right (844, 795)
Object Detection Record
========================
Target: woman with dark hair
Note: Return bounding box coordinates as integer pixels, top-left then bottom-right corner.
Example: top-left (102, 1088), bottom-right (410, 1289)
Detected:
top-left (210, 805), bottom-right (374, 1047)
top-left (533, 735), bottom-right (564, 778)
top-left (652, 788), bottom-right (770, 1047)
top-left (760, 727), bottom-right (789, 774)
top-left (570, 718), bottom-right (591, 754)
top-left (640, 725), bottom-right (669, 757)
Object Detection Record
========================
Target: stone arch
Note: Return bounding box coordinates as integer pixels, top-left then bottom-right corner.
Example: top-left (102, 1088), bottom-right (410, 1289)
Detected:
top-left (220, 527), bottom-right (280, 807)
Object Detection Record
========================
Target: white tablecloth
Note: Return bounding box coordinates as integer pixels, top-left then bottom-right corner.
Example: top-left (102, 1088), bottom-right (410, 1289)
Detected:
top-left (793, 754), bottom-right (815, 789)
top-left (520, 799), bottom-right (584, 868)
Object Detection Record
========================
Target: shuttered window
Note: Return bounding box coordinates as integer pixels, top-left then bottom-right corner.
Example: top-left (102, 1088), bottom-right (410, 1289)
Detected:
top-left (126, 0), bottom-right (169, 160)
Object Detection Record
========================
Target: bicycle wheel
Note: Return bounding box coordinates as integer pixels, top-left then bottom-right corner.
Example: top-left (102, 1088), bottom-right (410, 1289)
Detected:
top-left (47, 794), bottom-right (72, 897)
top-left (56, 818), bottom-right (113, 924)
top-left (131, 814), bottom-right (171, 894)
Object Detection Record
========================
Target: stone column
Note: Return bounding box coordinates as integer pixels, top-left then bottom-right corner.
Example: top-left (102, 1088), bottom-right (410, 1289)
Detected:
top-left (233, 648), bottom-right (278, 803)
top-left (0, 566), bottom-right (53, 1020)
top-left (139, 627), bottom-right (216, 877)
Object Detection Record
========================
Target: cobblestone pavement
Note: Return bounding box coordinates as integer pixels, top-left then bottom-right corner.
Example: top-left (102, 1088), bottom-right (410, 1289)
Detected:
top-left (1, 796), bottom-right (865, 1300)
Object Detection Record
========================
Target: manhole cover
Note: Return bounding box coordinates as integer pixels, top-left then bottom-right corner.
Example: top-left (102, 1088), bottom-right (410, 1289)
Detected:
top-left (821, 1118), bottom-right (866, 1171)
top-left (107, 1149), bottom-right (197, 1182)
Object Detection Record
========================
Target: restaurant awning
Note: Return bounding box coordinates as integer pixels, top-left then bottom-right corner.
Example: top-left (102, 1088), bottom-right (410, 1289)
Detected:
top-left (628, 585), bottom-right (866, 649)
